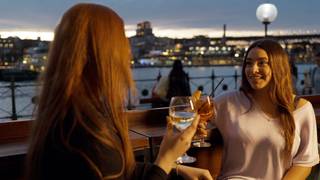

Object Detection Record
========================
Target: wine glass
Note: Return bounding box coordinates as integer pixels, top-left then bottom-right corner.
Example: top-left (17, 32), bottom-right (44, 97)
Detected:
top-left (193, 95), bottom-right (216, 147)
top-left (169, 96), bottom-right (197, 164)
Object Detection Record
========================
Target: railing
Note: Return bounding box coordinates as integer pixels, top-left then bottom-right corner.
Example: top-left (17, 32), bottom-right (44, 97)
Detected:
top-left (130, 69), bottom-right (312, 109)
top-left (0, 70), bottom-right (315, 120)
top-left (0, 80), bottom-right (37, 120)
top-left (133, 70), bottom-right (239, 99)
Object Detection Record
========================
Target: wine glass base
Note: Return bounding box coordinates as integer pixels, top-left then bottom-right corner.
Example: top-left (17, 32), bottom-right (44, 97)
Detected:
top-left (193, 141), bottom-right (211, 148)
top-left (176, 155), bottom-right (196, 164)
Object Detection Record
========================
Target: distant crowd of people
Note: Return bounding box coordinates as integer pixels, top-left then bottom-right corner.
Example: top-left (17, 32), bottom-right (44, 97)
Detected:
top-left (25, 3), bottom-right (319, 180)
top-left (294, 52), bottom-right (320, 95)
top-left (311, 52), bottom-right (320, 94)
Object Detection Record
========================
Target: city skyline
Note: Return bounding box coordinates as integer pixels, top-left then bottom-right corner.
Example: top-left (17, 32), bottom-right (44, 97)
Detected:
top-left (0, 0), bottom-right (319, 40)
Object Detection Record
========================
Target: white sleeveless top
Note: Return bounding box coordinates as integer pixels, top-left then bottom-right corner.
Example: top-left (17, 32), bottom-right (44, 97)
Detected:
top-left (213, 91), bottom-right (319, 180)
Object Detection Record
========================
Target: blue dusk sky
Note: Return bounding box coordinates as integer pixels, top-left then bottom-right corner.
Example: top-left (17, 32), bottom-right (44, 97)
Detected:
top-left (0, 0), bottom-right (319, 40)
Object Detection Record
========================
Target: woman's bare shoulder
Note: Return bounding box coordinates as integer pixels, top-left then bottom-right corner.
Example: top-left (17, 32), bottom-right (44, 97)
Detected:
top-left (296, 97), bottom-right (309, 109)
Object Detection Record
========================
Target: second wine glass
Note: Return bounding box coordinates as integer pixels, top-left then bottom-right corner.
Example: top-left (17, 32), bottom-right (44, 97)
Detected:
top-left (193, 95), bottom-right (216, 147)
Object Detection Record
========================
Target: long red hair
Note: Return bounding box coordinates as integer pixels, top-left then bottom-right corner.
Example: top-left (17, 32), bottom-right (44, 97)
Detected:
top-left (26, 3), bottom-right (135, 179)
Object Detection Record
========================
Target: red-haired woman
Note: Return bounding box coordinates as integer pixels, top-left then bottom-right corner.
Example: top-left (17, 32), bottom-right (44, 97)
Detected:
top-left (26, 3), bottom-right (212, 180)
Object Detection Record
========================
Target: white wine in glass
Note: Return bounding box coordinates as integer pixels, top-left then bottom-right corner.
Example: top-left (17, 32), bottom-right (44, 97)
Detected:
top-left (169, 96), bottom-right (197, 164)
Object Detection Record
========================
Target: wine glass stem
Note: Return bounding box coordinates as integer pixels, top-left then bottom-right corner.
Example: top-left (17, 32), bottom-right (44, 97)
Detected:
top-left (182, 153), bottom-right (188, 158)
top-left (201, 137), bottom-right (205, 144)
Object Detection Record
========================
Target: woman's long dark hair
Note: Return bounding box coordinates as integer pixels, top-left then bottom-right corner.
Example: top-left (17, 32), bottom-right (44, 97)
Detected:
top-left (26, 3), bottom-right (135, 179)
top-left (241, 39), bottom-right (295, 161)
top-left (166, 60), bottom-right (191, 99)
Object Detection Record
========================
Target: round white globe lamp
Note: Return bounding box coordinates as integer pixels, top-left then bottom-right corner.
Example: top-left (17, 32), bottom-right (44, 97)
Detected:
top-left (256, 3), bottom-right (278, 37)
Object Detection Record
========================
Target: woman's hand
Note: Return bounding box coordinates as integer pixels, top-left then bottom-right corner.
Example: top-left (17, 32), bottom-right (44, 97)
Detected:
top-left (154, 115), bottom-right (200, 173)
top-left (197, 121), bottom-right (208, 137)
top-left (177, 165), bottom-right (214, 180)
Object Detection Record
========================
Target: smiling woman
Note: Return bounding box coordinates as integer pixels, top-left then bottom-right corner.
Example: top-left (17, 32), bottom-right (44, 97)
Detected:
top-left (212, 39), bottom-right (319, 180)
top-left (244, 47), bottom-right (272, 90)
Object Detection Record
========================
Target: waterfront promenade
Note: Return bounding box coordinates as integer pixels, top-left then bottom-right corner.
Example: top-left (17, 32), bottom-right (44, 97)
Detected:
top-left (0, 64), bottom-right (316, 121)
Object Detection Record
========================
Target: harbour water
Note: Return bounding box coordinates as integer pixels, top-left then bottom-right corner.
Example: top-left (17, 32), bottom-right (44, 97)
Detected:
top-left (133, 64), bottom-right (316, 98)
top-left (0, 64), bottom-right (316, 120)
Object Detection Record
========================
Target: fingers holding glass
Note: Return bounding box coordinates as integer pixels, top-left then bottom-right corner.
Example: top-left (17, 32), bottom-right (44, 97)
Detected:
top-left (169, 96), bottom-right (197, 164)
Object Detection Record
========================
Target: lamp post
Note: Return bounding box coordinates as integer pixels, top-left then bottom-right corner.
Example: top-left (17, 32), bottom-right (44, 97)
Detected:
top-left (256, 3), bottom-right (278, 37)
